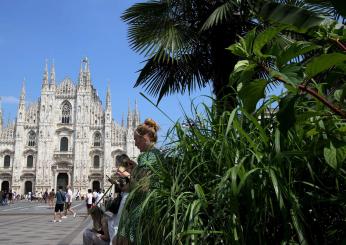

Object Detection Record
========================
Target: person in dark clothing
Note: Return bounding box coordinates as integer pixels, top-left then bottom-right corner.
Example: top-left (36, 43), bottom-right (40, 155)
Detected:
top-left (53, 186), bottom-right (66, 223)
top-left (43, 189), bottom-right (49, 204)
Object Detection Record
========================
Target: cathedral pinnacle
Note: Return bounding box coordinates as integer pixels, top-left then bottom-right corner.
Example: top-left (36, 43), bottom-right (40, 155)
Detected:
top-left (20, 79), bottom-right (26, 101)
top-left (78, 60), bottom-right (84, 86)
top-left (127, 99), bottom-right (133, 128)
top-left (106, 82), bottom-right (111, 109)
top-left (50, 60), bottom-right (56, 87)
top-left (82, 57), bottom-right (91, 86)
top-left (19, 79), bottom-right (26, 110)
top-left (42, 59), bottom-right (49, 87)
top-left (122, 112), bottom-right (124, 127)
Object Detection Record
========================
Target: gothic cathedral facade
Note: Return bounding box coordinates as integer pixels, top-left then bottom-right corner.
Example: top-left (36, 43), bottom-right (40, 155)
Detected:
top-left (0, 59), bottom-right (140, 195)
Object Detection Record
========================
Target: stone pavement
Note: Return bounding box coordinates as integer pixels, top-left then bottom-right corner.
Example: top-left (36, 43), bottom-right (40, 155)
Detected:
top-left (0, 200), bottom-right (92, 245)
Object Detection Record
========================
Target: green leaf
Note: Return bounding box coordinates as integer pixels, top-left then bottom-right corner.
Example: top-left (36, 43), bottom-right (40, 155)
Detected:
top-left (277, 41), bottom-right (321, 66)
top-left (228, 37), bottom-right (249, 58)
top-left (324, 142), bottom-right (337, 169)
top-left (253, 26), bottom-right (283, 57)
top-left (306, 53), bottom-right (346, 78)
top-left (280, 64), bottom-right (304, 85)
top-left (334, 89), bottom-right (343, 102)
top-left (201, 1), bottom-right (233, 31)
top-left (277, 94), bottom-right (299, 136)
top-left (269, 168), bottom-right (284, 209)
top-left (230, 62), bottom-right (257, 86)
top-left (336, 145), bottom-right (346, 167)
top-left (257, 2), bottom-right (325, 32)
top-left (194, 184), bottom-right (208, 209)
top-left (238, 79), bottom-right (267, 113)
top-left (227, 28), bottom-right (257, 58)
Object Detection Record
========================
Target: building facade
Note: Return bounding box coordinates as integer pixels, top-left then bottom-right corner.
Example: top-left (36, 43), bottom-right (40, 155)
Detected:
top-left (0, 59), bottom-right (140, 195)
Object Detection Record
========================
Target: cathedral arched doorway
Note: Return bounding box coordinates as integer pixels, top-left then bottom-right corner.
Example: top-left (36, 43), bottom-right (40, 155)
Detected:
top-left (24, 181), bottom-right (32, 194)
top-left (1, 181), bottom-right (9, 192)
top-left (57, 173), bottom-right (68, 191)
top-left (92, 181), bottom-right (100, 191)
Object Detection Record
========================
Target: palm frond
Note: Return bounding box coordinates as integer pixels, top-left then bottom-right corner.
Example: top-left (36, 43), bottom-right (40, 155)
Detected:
top-left (134, 53), bottom-right (210, 104)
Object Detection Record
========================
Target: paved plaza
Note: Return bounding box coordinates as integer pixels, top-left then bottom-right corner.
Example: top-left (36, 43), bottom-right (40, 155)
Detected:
top-left (0, 200), bottom-right (91, 245)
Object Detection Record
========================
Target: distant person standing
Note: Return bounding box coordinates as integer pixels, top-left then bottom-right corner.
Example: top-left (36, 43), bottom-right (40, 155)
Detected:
top-left (75, 189), bottom-right (80, 201)
top-left (48, 189), bottom-right (55, 209)
top-left (43, 189), bottom-right (48, 203)
top-left (52, 186), bottom-right (66, 223)
top-left (63, 185), bottom-right (77, 218)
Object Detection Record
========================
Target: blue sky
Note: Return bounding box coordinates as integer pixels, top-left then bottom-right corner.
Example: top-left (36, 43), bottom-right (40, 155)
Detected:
top-left (0, 0), bottom-right (211, 144)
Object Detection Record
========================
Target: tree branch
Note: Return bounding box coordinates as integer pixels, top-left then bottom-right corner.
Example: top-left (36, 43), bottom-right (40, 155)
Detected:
top-left (262, 64), bottom-right (346, 119)
top-left (297, 84), bottom-right (346, 119)
top-left (333, 38), bottom-right (346, 52)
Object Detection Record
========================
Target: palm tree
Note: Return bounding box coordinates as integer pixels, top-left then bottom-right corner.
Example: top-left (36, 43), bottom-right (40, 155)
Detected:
top-left (122, 0), bottom-right (344, 111)
top-left (122, 0), bottom-right (254, 111)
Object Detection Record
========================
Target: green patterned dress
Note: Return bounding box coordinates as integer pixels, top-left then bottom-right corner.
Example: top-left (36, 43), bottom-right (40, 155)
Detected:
top-left (117, 147), bottom-right (161, 243)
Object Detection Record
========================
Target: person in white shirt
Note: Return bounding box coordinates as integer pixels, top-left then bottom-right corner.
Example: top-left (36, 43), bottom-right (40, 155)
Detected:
top-left (86, 189), bottom-right (93, 213)
top-left (63, 186), bottom-right (76, 218)
top-left (92, 190), bottom-right (99, 205)
top-left (96, 189), bottom-right (104, 207)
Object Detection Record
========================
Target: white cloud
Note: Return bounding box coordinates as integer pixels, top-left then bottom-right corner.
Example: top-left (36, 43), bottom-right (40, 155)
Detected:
top-left (1, 96), bottom-right (19, 104)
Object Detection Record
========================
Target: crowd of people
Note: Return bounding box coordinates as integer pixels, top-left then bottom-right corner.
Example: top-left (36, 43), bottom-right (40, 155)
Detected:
top-left (83, 118), bottom-right (161, 245)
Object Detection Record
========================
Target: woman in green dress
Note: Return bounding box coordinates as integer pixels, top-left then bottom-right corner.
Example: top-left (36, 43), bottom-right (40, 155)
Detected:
top-left (114, 118), bottom-right (160, 245)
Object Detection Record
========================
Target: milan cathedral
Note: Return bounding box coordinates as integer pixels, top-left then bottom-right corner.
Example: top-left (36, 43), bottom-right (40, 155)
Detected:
top-left (0, 58), bottom-right (140, 194)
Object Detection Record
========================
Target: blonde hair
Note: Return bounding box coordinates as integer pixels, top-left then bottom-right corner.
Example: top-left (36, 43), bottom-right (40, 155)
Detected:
top-left (135, 118), bottom-right (160, 143)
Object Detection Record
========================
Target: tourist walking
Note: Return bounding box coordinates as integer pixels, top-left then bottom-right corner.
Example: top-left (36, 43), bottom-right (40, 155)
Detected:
top-left (63, 185), bottom-right (77, 218)
top-left (52, 186), bottom-right (66, 223)
top-left (86, 189), bottom-right (93, 213)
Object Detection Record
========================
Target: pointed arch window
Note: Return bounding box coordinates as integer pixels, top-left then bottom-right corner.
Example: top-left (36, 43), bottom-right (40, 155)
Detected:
top-left (4, 155), bottom-right (10, 168)
top-left (28, 131), bottom-right (36, 147)
top-left (60, 137), bottom-right (68, 151)
top-left (94, 132), bottom-right (101, 147)
top-left (61, 101), bottom-right (72, 124)
top-left (27, 155), bottom-right (33, 168)
top-left (93, 155), bottom-right (100, 168)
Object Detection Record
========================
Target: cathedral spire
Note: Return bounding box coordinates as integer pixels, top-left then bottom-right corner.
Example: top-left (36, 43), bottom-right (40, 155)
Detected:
top-left (127, 99), bottom-right (133, 128)
top-left (106, 82), bottom-right (111, 110)
top-left (19, 79), bottom-right (26, 109)
top-left (83, 57), bottom-right (91, 86)
top-left (42, 59), bottom-right (49, 88)
top-left (50, 59), bottom-right (56, 87)
top-left (78, 60), bottom-right (84, 86)
top-left (121, 112), bottom-right (124, 127)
